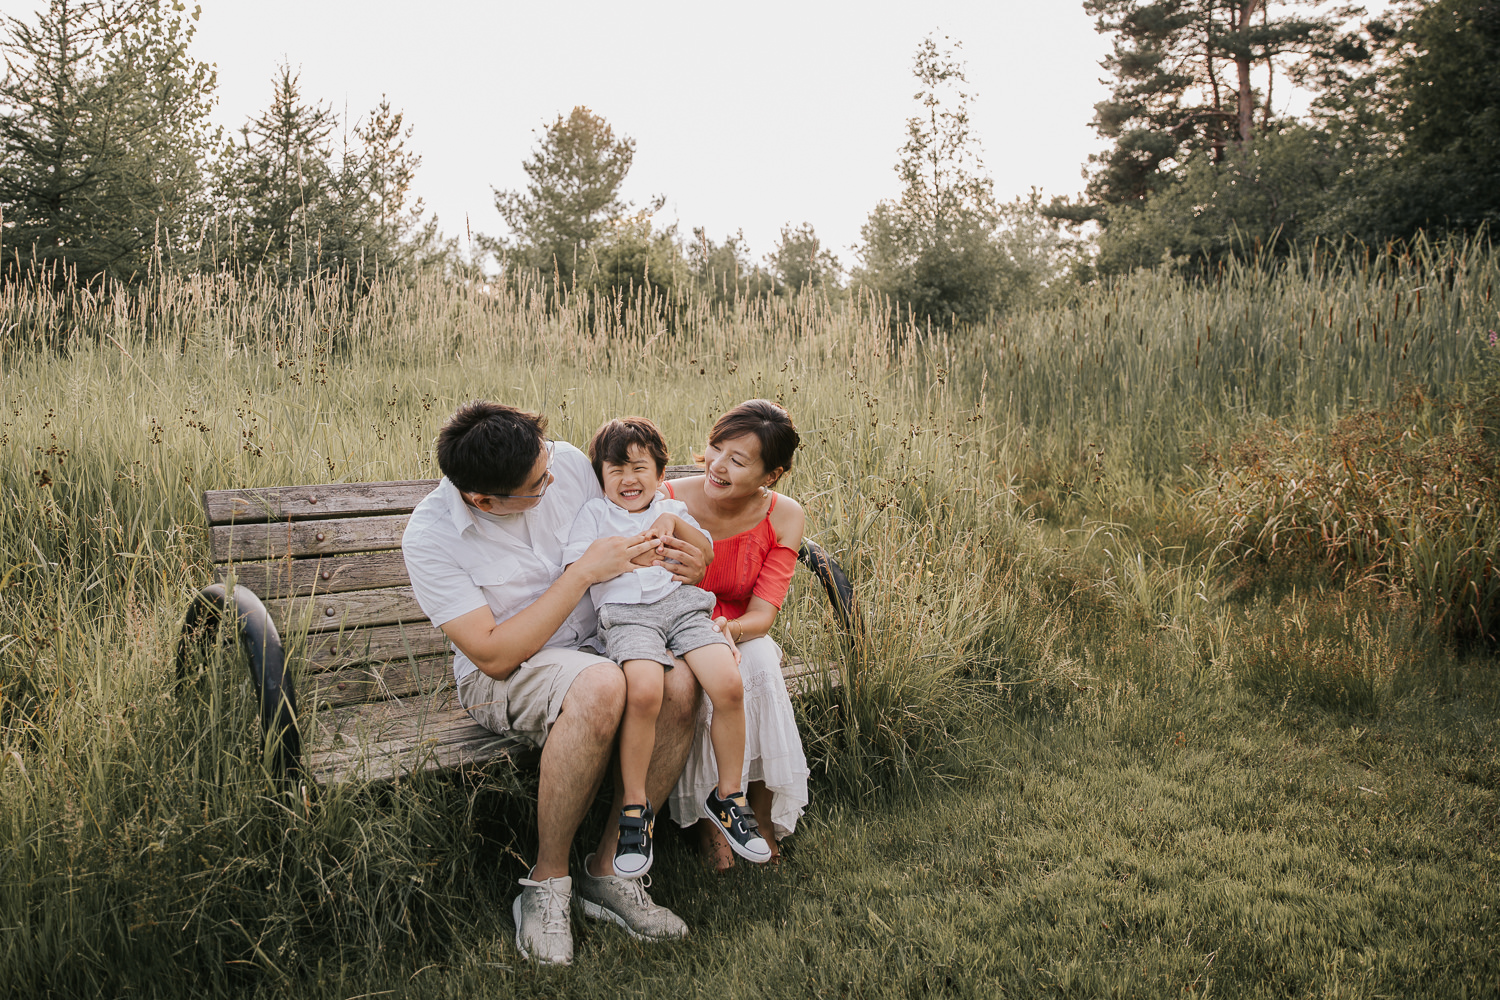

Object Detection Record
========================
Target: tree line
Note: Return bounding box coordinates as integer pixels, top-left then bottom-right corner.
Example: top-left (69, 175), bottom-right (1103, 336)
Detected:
top-left (1050, 0), bottom-right (1500, 273)
top-left (1, 0), bottom-right (1495, 324)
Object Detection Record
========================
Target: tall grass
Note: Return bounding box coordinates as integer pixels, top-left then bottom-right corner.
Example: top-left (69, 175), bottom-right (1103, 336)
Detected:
top-left (1, 236), bottom-right (1495, 996)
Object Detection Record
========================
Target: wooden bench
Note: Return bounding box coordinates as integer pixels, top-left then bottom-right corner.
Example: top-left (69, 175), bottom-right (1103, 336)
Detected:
top-left (176, 467), bottom-right (855, 786)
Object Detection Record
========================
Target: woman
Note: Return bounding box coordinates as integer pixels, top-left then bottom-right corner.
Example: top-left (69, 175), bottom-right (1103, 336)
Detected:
top-left (662, 399), bottom-right (810, 867)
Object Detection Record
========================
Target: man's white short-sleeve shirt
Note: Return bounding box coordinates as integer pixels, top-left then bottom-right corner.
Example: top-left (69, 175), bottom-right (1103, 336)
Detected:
top-left (401, 440), bottom-right (604, 683)
top-left (563, 496), bottom-right (699, 608)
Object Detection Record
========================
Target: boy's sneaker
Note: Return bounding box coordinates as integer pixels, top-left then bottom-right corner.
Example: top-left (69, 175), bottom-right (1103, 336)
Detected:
top-left (703, 788), bottom-right (772, 863)
top-left (512, 874), bottom-right (573, 966)
top-left (613, 802), bottom-right (655, 879)
top-left (574, 853), bottom-right (689, 941)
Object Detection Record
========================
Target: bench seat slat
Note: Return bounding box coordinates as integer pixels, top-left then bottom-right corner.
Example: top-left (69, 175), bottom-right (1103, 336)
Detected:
top-left (298, 657), bottom-right (838, 784)
top-left (267, 586), bottom-right (425, 634)
top-left (305, 691), bottom-right (526, 783)
top-left (211, 514), bottom-right (412, 563)
top-left (217, 550), bottom-right (411, 600)
top-left (307, 731), bottom-right (525, 784)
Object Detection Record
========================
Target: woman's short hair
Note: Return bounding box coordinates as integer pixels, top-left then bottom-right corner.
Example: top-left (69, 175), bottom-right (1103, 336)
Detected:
top-left (709, 399), bottom-right (799, 476)
top-left (588, 417), bottom-right (670, 485)
top-left (435, 401), bottom-right (548, 495)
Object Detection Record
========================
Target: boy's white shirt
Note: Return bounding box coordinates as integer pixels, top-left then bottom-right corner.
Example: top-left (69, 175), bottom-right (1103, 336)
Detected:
top-left (563, 495), bottom-right (702, 608)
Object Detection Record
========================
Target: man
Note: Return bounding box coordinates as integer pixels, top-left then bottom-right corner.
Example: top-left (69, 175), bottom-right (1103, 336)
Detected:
top-left (402, 401), bottom-right (707, 965)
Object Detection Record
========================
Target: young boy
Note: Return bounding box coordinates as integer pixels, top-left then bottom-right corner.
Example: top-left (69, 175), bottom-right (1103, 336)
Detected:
top-left (563, 417), bottom-right (771, 878)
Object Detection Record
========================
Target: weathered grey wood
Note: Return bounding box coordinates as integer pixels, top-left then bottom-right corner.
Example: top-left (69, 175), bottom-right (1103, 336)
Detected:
top-left (196, 463), bottom-right (845, 788)
top-left (301, 656), bottom-right (830, 784)
top-left (211, 514), bottom-right (411, 563)
top-left (781, 656), bottom-right (841, 696)
top-left (304, 690), bottom-right (529, 784)
top-left (301, 621), bottom-right (450, 671)
top-left (203, 480), bottom-right (439, 525)
top-left (205, 466), bottom-right (703, 527)
top-left (303, 654), bottom-right (451, 709)
top-left (267, 586), bottom-right (424, 634)
top-left (216, 550), bottom-right (410, 599)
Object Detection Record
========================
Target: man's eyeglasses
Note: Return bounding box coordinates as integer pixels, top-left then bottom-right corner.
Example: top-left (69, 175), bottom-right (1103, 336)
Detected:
top-left (471, 441), bottom-right (555, 504)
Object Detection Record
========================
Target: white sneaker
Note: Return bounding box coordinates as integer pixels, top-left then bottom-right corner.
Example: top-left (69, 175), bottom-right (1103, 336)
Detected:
top-left (512, 874), bottom-right (573, 965)
top-left (574, 854), bottom-right (688, 941)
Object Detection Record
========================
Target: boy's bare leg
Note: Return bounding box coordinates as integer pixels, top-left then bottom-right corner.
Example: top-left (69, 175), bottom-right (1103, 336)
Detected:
top-left (533, 662), bottom-right (626, 880)
top-left (590, 658), bottom-right (700, 876)
top-left (619, 659), bottom-right (665, 805)
top-left (682, 644), bottom-right (745, 796)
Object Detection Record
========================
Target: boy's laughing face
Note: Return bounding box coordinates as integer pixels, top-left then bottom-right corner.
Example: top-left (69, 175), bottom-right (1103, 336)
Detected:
top-left (601, 443), bottom-right (664, 513)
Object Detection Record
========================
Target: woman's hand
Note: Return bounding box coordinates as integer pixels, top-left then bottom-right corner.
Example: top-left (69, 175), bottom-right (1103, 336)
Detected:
top-left (652, 533), bottom-right (708, 585)
top-left (712, 616), bottom-right (742, 666)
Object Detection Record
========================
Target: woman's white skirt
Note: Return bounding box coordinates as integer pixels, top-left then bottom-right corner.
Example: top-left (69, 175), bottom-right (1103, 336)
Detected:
top-left (668, 635), bottom-right (810, 839)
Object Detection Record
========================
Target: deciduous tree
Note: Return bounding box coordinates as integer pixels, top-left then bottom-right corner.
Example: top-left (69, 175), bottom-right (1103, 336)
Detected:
top-left (856, 35), bottom-right (1031, 325)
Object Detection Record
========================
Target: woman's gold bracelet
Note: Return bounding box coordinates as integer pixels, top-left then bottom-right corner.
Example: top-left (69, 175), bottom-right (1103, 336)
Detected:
top-left (730, 619), bottom-right (743, 642)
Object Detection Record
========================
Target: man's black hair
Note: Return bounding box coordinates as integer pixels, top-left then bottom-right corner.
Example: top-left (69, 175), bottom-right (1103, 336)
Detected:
top-left (435, 401), bottom-right (548, 495)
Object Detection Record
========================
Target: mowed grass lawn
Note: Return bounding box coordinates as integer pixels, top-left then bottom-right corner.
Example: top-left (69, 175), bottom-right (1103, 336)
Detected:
top-left (326, 661), bottom-right (1498, 999)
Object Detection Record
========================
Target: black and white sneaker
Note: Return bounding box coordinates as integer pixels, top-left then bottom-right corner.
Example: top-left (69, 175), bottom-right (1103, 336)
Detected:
top-left (702, 789), bottom-right (771, 863)
top-left (613, 802), bottom-right (655, 879)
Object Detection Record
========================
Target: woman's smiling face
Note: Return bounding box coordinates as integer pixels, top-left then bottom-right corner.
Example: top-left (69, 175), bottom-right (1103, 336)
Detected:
top-left (703, 433), bottom-right (780, 499)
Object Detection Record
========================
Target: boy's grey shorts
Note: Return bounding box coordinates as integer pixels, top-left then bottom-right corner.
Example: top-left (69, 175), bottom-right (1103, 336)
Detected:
top-left (597, 585), bottom-right (730, 666)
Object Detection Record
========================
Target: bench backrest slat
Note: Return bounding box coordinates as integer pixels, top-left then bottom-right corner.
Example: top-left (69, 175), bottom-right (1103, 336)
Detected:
top-left (205, 467), bottom-right (704, 533)
top-left (303, 622), bottom-right (451, 671)
top-left (217, 550), bottom-right (410, 600)
top-left (264, 586), bottom-right (424, 635)
top-left (204, 480), bottom-right (439, 525)
top-left (304, 654), bottom-right (450, 709)
top-left (211, 514), bottom-right (412, 563)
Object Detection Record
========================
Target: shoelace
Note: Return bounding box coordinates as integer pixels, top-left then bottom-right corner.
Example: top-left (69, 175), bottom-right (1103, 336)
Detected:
top-left (524, 879), bottom-right (571, 934)
top-left (618, 873), bottom-right (653, 907)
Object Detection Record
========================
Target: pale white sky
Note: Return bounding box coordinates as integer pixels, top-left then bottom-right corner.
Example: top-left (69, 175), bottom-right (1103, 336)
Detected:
top-left (0, 0), bottom-right (1393, 264)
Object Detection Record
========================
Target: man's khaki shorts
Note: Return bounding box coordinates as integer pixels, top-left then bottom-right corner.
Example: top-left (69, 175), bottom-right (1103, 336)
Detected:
top-left (456, 646), bottom-right (614, 749)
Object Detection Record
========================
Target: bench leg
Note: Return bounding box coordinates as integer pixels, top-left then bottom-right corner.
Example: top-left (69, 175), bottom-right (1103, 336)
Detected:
top-left (177, 583), bottom-right (301, 780)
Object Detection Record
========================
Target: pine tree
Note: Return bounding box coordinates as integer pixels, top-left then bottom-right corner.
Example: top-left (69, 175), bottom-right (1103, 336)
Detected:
top-left (490, 106), bottom-right (642, 284)
top-left (212, 64), bottom-right (338, 279)
top-left (1070, 0), bottom-right (1358, 214)
top-left (0, 0), bottom-right (217, 283)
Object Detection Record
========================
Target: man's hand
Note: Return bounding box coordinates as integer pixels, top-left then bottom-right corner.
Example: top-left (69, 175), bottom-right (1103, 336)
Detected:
top-left (575, 533), bottom-right (660, 585)
top-left (652, 533), bottom-right (709, 585)
top-left (444, 532), bottom-right (659, 681)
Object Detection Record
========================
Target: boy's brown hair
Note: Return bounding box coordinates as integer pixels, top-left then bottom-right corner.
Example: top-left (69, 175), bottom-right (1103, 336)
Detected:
top-left (588, 417), bottom-right (670, 485)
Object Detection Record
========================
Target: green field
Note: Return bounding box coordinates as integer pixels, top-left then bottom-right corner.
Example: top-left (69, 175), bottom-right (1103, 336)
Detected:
top-left (1, 245), bottom-right (1497, 998)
